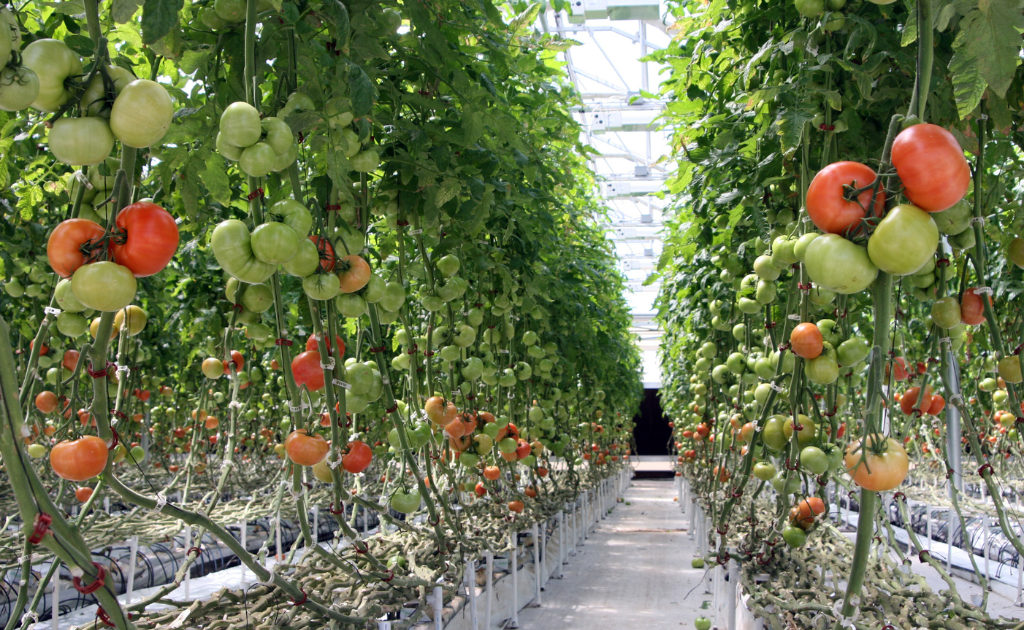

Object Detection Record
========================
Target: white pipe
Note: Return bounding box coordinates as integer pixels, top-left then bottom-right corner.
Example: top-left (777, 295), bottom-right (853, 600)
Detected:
top-left (466, 558), bottom-right (478, 630)
top-left (239, 521), bottom-right (247, 584)
top-left (184, 526), bottom-right (191, 599)
top-left (510, 531), bottom-right (519, 628)
top-left (433, 584), bottom-right (444, 630)
top-left (51, 563), bottom-right (60, 630)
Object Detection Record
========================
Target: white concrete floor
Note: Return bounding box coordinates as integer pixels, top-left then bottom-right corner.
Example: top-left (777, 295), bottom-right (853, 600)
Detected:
top-left (516, 478), bottom-right (709, 630)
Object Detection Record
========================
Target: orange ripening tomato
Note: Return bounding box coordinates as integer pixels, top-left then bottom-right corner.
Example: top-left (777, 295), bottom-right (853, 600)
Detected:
top-left (75, 487), bottom-right (94, 503)
top-left (47, 219), bottom-right (106, 277)
top-left (483, 465), bottom-right (501, 480)
top-left (961, 288), bottom-right (990, 326)
top-left (62, 349), bottom-right (80, 371)
top-left (844, 436), bottom-right (909, 492)
top-left (508, 500), bottom-right (525, 513)
top-left (928, 395), bottom-right (946, 416)
top-left (805, 161), bottom-right (885, 235)
top-left (50, 436), bottom-right (108, 481)
top-left (790, 496), bottom-right (827, 529)
top-left (204, 416), bottom-right (220, 430)
top-left (337, 255), bottom-right (371, 293)
top-left (284, 430), bottom-right (329, 466)
top-left (891, 123), bottom-right (970, 212)
top-left (35, 391), bottom-right (58, 414)
top-left (111, 201), bottom-right (180, 277)
top-left (790, 323), bottom-right (824, 359)
top-left (306, 333), bottom-right (345, 356)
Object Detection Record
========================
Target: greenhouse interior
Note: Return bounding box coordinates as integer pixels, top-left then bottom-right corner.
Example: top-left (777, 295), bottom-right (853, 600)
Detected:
top-left (0, 0), bottom-right (1020, 628)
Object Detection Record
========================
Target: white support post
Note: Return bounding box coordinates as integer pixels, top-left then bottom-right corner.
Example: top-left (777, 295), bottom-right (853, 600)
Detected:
top-left (51, 563), bottom-right (60, 630)
top-left (485, 551), bottom-right (494, 627)
top-left (727, 558), bottom-right (739, 630)
top-left (275, 512), bottom-right (283, 561)
top-left (984, 517), bottom-right (991, 583)
top-left (239, 521), bottom-right (248, 584)
top-left (104, 497), bottom-right (110, 515)
top-left (433, 584), bottom-right (444, 630)
top-left (583, 491), bottom-right (589, 540)
top-left (510, 531), bottom-right (519, 628)
top-left (126, 536), bottom-right (139, 602)
top-left (532, 523), bottom-right (542, 606)
top-left (926, 507), bottom-right (933, 553)
top-left (540, 521), bottom-right (548, 586)
top-left (1016, 556), bottom-right (1023, 606)
top-left (312, 505), bottom-right (319, 545)
top-left (466, 558), bottom-right (478, 630)
top-left (184, 525), bottom-right (192, 599)
top-left (377, 620), bottom-right (391, 630)
top-left (363, 498), bottom-right (370, 535)
top-left (948, 509), bottom-right (953, 572)
top-left (557, 511), bottom-right (565, 577)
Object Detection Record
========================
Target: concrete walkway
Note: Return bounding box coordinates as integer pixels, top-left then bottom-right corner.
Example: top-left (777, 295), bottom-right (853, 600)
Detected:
top-left (516, 478), bottom-right (708, 630)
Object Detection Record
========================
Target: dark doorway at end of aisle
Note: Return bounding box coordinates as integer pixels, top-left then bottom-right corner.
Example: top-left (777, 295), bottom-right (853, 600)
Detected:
top-left (631, 388), bottom-right (674, 478)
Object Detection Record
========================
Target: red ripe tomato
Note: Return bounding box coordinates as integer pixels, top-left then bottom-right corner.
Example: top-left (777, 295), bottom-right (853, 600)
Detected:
top-left (342, 440), bottom-right (373, 474)
top-left (695, 424), bottom-right (710, 437)
top-left (900, 386), bottom-right (933, 415)
top-left (310, 235), bottom-right (336, 272)
top-left (928, 394), bottom-right (946, 416)
top-left (30, 340), bottom-right (49, 356)
top-left (50, 435), bottom-right (108, 481)
top-left (682, 430), bottom-right (693, 439)
top-left (806, 162), bottom-right (885, 235)
top-left (961, 288), bottom-right (990, 326)
top-left (790, 322), bottom-right (824, 359)
top-left (111, 201), bottom-right (179, 277)
top-left (35, 391), bottom-right (58, 413)
top-left (888, 357), bottom-right (909, 381)
top-left (291, 351), bottom-right (325, 391)
top-left (515, 439), bottom-right (531, 459)
top-left (47, 219), bottom-right (106, 277)
top-left (223, 350), bottom-right (244, 373)
top-left (305, 333), bottom-right (345, 356)
top-left (474, 482), bottom-right (487, 497)
top-left (891, 123), bottom-right (970, 212)
top-left (508, 500), bottom-right (525, 513)
top-left (62, 349), bottom-right (80, 371)
top-left (285, 429), bottom-right (329, 466)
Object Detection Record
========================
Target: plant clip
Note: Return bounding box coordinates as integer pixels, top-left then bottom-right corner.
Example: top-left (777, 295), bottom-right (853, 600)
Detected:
top-left (731, 489), bottom-right (743, 498)
top-left (369, 346), bottom-right (386, 353)
top-left (72, 563), bottom-right (107, 594)
top-left (111, 409), bottom-right (128, 420)
top-left (978, 463), bottom-right (994, 477)
top-left (353, 541), bottom-right (369, 554)
top-left (96, 607), bottom-right (129, 628)
top-left (87, 362), bottom-right (114, 379)
top-left (28, 512), bottom-right (52, 545)
top-left (324, 204), bottom-right (342, 211)
top-left (918, 550), bottom-right (930, 563)
top-left (819, 124), bottom-right (835, 131)
top-left (429, 515), bottom-right (440, 526)
top-left (945, 467), bottom-right (954, 480)
top-left (407, 344), bottom-right (419, 355)
top-left (424, 351), bottom-right (435, 357)
top-left (108, 428), bottom-right (121, 451)
top-left (716, 524), bottom-right (729, 535)
top-left (893, 492), bottom-right (906, 502)
top-left (246, 187), bottom-right (265, 201)
top-left (716, 551), bottom-right (731, 565)
top-left (290, 589), bottom-right (308, 606)
top-left (778, 343), bottom-right (791, 352)
top-left (275, 338), bottom-right (293, 347)
top-left (328, 502), bottom-right (345, 515)
top-left (386, 404), bottom-right (399, 414)
top-left (797, 282), bottom-right (812, 291)
top-left (883, 626), bottom-right (897, 630)
top-left (765, 321), bottom-right (777, 329)
top-left (297, 132), bottom-right (304, 144)
top-left (232, 303), bottom-right (244, 312)
top-left (1014, 344), bottom-right (1024, 356)
top-left (785, 458), bottom-right (799, 471)
top-left (382, 569), bottom-right (395, 583)
top-left (397, 220), bottom-right (410, 227)
top-left (187, 546), bottom-right (203, 557)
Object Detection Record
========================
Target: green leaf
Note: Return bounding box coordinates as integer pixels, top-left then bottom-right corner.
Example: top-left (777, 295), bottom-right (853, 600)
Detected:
top-left (323, 0), bottom-right (351, 50)
top-left (948, 47), bottom-right (987, 118)
top-left (957, 0), bottom-right (1024, 98)
top-left (141, 0), bottom-right (183, 45)
top-left (348, 63), bottom-right (376, 117)
top-left (435, 179), bottom-right (461, 208)
top-left (200, 153), bottom-right (232, 206)
top-left (774, 107), bottom-right (814, 155)
top-left (63, 34), bottom-right (94, 57)
top-left (462, 110), bottom-right (483, 146)
top-left (110, 23), bottom-right (143, 49)
top-left (902, 0), bottom-right (918, 46)
top-left (509, 3), bottom-right (542, 32)
top-left (112, 0), bottom-right (143, 23)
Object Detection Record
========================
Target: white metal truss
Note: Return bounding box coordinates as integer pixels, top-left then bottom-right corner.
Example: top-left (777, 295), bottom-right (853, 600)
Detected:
top-left (541, 4), bottom-right (673, 388)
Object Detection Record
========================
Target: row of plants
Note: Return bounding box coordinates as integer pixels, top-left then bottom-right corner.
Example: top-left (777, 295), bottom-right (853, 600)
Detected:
top-left (651, 0), bottom-right (1024, 626)
top-left (0, 0), bottom-right (642, 628)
